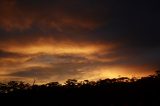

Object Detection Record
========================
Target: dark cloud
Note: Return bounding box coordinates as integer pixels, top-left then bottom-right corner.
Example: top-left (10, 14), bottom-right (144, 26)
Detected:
top-left (0, 0), bottom-right (110, 46)
top-left (6, 63), bottom-right (86, 81)
top-left (0, 50), bottom-right (17, 58)
top-left (0, 49), bottom-right (27, 58)
top-left (26, 54), bottom-right (89, 64)
top-left (0, 0), bottom-right (109, 31)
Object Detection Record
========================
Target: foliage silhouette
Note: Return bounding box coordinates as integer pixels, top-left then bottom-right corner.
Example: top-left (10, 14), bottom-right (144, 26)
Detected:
top-left (0, 71), bottom-right (160, 106)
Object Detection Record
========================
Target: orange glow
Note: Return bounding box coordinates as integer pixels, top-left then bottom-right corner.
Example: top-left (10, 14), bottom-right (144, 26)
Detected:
top-left (4, 43), bottom-right (107, 55)
top-left (82, 66), bottom-right (154, 81)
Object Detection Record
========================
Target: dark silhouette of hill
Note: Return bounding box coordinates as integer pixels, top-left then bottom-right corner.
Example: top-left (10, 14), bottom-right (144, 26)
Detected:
top-left (0, 71), bottom-right (160, 106)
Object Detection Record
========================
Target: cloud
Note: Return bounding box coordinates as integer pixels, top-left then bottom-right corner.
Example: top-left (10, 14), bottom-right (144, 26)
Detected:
top-left (0, 0), bottom-right (109, 31)
top-left (0, 49), bottom-right (27, 58)
top-left (0, 0), bottom-right (159, 83)
top-left (0, 0), bottom-right (111, 47)
top-left (5, 63), bottom-right (88, 82)
top-left (0, 52), bottom-right (154, 83)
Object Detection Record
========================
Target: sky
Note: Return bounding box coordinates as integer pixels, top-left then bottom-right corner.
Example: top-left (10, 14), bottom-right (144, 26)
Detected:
top-left (0, 0), bottom-right (160, 84)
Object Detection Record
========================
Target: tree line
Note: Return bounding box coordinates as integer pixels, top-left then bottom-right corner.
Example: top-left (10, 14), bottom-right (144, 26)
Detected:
top-left (0, 70), bottom-right (160, 106)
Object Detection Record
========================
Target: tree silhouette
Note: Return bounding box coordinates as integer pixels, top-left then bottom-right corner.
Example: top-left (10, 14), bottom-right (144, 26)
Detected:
top-left (65, 79), bottom-right (78, 88)
top-left (0, 71), bottom-right (160, 106)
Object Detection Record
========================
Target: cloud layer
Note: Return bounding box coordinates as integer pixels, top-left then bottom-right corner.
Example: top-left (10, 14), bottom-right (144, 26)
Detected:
top-left (0, 0), bottom-right (159, 83)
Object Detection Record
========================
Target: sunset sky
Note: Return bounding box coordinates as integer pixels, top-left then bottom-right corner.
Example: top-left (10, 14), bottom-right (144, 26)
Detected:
top-left (0, 0), bottom-right (159, 84)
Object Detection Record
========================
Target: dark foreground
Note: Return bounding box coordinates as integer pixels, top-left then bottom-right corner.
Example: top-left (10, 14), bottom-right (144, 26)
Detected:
top-left (1, 71), bottom-right (160, 106)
